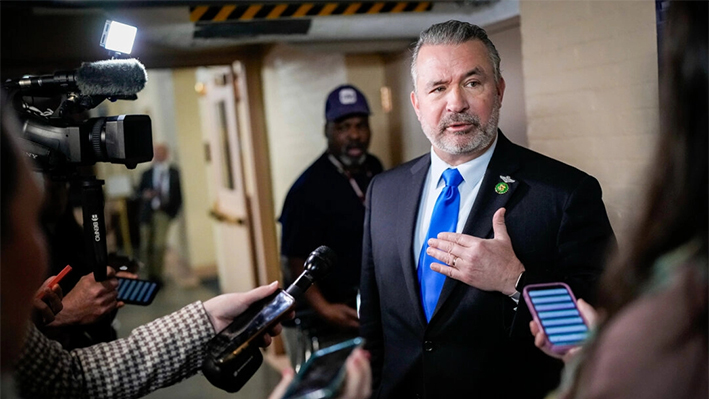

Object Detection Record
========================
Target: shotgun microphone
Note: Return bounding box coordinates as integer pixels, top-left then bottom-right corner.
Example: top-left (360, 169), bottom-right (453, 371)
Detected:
top-left (4, 58), bottom-right (147, 97)
top-left (203, 246), bottom-right (336, 393)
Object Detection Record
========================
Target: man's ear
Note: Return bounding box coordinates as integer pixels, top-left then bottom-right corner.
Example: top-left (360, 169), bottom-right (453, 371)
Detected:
top-left (410, 90), bottom-right (421, 120)
top-left (497, 76), bottom-right (506, 105)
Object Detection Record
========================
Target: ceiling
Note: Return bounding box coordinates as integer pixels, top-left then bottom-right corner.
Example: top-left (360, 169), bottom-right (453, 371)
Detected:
top-left (1, 1), bottom-right (518, 77)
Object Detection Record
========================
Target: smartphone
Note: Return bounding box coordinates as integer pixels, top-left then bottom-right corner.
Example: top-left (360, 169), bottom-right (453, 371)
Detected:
top-left (116, 277), bottom-right (160, 306)
top-left (282, 337), bottom-right (365, 399)
top-left (523, 282), bottom-right (589, 354)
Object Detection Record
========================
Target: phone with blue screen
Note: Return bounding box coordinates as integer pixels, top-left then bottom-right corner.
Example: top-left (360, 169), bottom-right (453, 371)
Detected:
top-left (523, 282), bottom-right (589, 354)
top-left (116, 277), bottom-right (160, 306)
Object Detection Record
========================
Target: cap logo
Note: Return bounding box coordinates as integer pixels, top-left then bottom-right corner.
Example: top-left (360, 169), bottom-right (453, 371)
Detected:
top-left (339, 88), bottom-right (357, 105)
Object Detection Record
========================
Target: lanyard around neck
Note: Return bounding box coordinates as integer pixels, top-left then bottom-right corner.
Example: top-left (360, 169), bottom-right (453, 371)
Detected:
top-left (328, 154), bottom-right (365, 203)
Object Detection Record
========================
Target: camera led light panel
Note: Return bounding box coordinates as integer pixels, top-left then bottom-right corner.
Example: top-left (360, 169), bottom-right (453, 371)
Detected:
top-left (101, 20), bottom-right (137, 55)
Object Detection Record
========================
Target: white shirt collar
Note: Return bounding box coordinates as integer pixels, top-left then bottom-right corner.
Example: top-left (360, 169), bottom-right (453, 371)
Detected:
top-left (154, 162), bottom-right (168, 173)
top-left (429, 134), bottom-right (498, 190)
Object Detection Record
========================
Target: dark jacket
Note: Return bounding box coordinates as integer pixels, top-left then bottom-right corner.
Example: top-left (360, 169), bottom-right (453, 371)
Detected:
top-left (360, 132), bottom-right (616, 399)
top-left (138, 166), bottom-right (182, 223)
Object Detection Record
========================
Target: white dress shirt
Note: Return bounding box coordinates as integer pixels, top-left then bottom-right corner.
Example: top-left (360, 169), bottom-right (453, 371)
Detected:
top-left (413, 135), bottom-right (498, 268)
top-left (151, 163), bottom-right (170, 210)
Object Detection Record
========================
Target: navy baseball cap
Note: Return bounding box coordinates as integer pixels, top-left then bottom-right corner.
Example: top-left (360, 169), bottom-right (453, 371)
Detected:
top-left (325, 85), bottom-right (371, 122)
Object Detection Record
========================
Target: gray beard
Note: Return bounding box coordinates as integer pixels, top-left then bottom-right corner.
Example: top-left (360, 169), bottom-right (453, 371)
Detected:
top-left (339, 153), bottom-right (367, 167)
top-left (424, 99), bottom-right (501, 156)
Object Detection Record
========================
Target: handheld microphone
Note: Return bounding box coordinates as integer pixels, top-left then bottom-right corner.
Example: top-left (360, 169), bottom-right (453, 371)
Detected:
top-left (202, 246), bottom-right (336, 393)
top-left (4, 58), bottom-right (147, 97)
top-left (285, 245), bottom-right (336, 300)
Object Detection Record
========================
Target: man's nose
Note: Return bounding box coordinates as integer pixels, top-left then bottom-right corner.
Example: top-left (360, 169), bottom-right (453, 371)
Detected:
top-left (446, 86), bottom-right (469, 113)
top-left (346, 126), bottom-right (363, 140)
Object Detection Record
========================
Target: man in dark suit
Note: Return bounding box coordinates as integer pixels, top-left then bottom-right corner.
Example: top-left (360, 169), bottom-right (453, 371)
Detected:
top-left (137, 144), bottom-right (182, 283)
top-left (359, 21), bottom-right (615, 398)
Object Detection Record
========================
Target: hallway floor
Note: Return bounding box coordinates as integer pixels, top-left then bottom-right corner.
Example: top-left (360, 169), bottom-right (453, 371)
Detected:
top-left (114, 278), bottom-right (282, 399)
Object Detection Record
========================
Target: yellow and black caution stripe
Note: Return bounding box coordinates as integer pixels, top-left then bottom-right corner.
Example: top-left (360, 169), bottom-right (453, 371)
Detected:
top-left (190, 2), bottom-right (432, 23)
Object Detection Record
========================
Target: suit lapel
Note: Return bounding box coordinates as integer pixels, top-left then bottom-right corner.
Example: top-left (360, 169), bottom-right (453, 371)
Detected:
top-left (397, 155), bottom-right (430, 328)
top-left (431, 132), bottom-right (522, 322)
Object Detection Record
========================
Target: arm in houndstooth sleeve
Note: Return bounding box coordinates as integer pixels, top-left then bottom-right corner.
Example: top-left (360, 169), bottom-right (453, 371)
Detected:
top-left (14, 301), bottom-right (215, 399)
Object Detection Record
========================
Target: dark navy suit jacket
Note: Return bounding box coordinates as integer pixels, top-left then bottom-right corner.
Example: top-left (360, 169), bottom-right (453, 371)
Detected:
top-left (360, 132), bottom-right (615, 399)
top-left (138, 166), bottom-right (182, 224)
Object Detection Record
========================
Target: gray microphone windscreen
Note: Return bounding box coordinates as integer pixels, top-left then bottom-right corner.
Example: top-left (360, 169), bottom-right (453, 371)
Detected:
top-left (76, 58), bottom-right (148, 96)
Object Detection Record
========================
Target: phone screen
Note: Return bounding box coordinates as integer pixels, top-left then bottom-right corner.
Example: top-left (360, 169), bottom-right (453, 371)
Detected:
top-left (526, 285), bottom-right (588, 348)
top-left (283, 338), bottom-right (363, 399)
top-left (117, 278), bottom-right (159, 305)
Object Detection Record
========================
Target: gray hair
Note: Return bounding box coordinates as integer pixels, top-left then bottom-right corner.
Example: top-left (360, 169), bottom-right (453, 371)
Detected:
top-left (411, 20), bottom-right (501, 91)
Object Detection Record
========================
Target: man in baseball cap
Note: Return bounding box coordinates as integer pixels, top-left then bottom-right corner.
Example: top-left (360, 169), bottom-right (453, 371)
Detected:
top-left (324, 84), bottom-right (375, 167)
top-left (279, 84), bottom-right (383, 367)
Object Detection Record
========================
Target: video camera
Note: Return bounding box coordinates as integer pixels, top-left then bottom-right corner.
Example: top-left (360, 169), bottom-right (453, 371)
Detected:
top-left (4, 58), bottom-right (153, 172)
top-left (2, 21), bottom-right (153, 281)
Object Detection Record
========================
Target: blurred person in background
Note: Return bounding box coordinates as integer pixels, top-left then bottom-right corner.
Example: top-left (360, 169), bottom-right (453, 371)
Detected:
top-left (137, 143), bottom-right (182, 285)
top-left (529, 1), bottom-right (707, 398)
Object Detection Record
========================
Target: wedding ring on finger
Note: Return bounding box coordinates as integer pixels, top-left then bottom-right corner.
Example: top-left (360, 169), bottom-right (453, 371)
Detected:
top-left (451, 256), bottom-right (457, 267)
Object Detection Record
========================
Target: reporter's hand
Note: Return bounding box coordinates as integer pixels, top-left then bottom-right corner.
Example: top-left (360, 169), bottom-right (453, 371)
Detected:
top-left (339, 348), bottom-right (372, 399)
top-left (203, 281), bottom-right (289, 347)
top-left (33, 277), bottom-right (64, 326)
top-left (49, 267), bottom-right (120, 327)
top-left (267, 368), bottom-right (295, 399)
top-left (320, 303), bottom-right (360, 331)
top-left (142, 189), bottom-right (156, 200)
top-left (266, 349), bottom-right (372, 399)
top-left (529, 298), bottom-right (598, 364)
top-left (116, 271), bottom-right (138, 280)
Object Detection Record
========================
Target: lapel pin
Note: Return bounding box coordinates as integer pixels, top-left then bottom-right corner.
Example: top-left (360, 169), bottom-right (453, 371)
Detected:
top-left (495, 176), bottom-right (514, 195)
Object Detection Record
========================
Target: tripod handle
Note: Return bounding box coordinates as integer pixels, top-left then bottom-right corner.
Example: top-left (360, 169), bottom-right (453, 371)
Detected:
top-left (81, 178), bottom-right (108, 282)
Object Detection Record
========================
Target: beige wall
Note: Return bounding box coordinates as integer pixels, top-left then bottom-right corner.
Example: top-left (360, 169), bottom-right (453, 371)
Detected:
top-left (383, 51), bottom-right (427, 164)
top-left (488, 20), bottom-right (528, 147)
top-left (172, 68), bottom-right (217, 272)
top-left (520, 1), bottom-right (660, 246)
top-left (344, 55), bottom-right (392, 169)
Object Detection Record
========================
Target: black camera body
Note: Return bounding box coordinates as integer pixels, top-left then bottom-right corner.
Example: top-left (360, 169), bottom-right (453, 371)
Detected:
top-left (5, 58), bottom-right (153, 172)
top-left (3, 58), bottom-right (153, 281)
top-left (21, 113), bottom-right (153, 171)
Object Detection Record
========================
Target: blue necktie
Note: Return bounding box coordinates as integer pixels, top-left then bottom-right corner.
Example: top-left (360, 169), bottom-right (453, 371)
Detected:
top-left (418, 168), bottom-right (464, 322)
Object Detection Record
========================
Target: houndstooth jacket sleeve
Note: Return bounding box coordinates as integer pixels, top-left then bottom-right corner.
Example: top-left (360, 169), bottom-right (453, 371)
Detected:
top-left (14, 301), bottom-right (215, 399)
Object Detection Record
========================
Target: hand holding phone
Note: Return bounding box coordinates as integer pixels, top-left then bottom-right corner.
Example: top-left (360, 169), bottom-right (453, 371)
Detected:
top-left (116, 277), bottom-right (160, 306)
top-left (523, 283), bottom-right (590, 355)
top-left (282, 338), bottom-right (366, 399)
